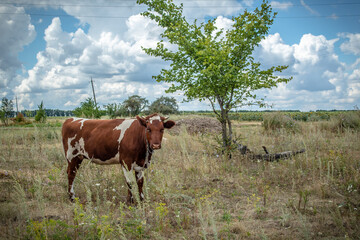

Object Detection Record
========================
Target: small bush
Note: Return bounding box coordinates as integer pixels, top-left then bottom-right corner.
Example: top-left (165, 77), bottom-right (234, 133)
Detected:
top-left (15, 113), bottom-right (25, 123)
top-left (262, 112), bottom-right (300, 133)
top-left (321, 111), bottom-right (360, 132)
top-left (338, 111), bottom-right (360, 130)
top-left (35, 101), bottom-right (47, 123)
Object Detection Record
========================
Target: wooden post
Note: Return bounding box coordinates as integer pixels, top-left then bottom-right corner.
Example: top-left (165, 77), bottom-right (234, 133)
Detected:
top-left (90, 77), bottom-right (97, 108)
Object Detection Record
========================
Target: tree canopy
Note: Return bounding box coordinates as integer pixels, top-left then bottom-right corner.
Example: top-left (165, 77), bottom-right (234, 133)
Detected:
top-left (35, 101), bottom-right (47, 123)
top-left (73, 98), bottom-right (101, 119)
top-left (148, 96), bottom-right (178, 115)
top-left (123, 95), bottom-right (149, 116)
top-left (0, 97), bottom-right (14, 126)
top-left (137, 0), bottom-right (292, 150)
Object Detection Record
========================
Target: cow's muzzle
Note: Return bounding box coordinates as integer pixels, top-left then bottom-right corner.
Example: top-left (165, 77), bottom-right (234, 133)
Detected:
top-left (151, 144), bottom-right (161, 150)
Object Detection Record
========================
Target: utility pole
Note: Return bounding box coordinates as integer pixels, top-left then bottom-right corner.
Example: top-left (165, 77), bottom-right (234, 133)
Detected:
top-left (15, 96), bottom-right (19, 115)
top-left (90, 77), bottom-right (97, 108)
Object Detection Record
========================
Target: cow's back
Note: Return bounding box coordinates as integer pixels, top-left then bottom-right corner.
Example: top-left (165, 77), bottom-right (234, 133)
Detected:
top-left (62, 118), bottom-right (140, 164)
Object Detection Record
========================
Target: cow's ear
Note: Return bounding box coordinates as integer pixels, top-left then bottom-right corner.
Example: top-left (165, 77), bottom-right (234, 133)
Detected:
top-left (136, 116), bottom-right (147, 127)
top-left (164, 120), bottom-right (175, 129)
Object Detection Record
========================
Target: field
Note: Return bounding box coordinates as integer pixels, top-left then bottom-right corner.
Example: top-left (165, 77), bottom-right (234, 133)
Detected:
top-left (0, 115), bottom-right (359, 239)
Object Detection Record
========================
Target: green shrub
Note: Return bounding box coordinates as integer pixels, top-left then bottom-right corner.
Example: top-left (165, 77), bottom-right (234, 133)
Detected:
top-left (35, 101), bottom-right (47, 123)
top-left (262, 112), bottom-right (300, 133)
top-left (322, 111), bottom-right (360, 132)
top-left (338, 111), bottom-right (360, 130)
top-left (15, 113), bottom-right (25, 123)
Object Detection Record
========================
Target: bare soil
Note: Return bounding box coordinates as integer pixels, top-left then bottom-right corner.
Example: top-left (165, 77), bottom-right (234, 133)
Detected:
top-left (170, 117), bottom-right (222, 135)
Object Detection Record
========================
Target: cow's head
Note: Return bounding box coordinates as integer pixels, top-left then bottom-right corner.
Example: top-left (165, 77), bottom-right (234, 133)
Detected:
top-left (136, 114), bottom-right (175, 150)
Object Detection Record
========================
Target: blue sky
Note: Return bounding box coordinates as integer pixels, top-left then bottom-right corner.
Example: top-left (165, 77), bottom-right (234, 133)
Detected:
top-left (0, 0), bottom-right (359, 111)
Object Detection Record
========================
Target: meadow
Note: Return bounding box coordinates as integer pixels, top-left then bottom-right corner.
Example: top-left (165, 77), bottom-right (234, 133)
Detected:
top-left (0, 113), bottom-right (359, 239)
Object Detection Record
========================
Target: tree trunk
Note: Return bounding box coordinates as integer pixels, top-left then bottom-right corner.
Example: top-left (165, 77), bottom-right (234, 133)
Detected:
top-left (217, 107), bottom-right (226, 149)
top-left (226, 112), bottom-right (232, 144)
top-left (209, 96), bottom-right (232, 157)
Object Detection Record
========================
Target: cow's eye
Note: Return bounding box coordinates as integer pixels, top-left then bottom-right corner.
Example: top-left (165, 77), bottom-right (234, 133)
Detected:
top-left (160, 129), bottom-right (164, 133)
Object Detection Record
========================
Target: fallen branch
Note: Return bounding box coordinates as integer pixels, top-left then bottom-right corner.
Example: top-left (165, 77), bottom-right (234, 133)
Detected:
top-left (234, 141), bottom-right (305, 162)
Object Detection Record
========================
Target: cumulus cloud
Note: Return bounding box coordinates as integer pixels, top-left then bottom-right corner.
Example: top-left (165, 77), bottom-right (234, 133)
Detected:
top-left (55, 0), bottom-right (245, 38)
top-left (255, 33), bottom-right (342, 92)
top-left (4, 1), bottom-right (359, 111)
top-left (340, 33), bottom-right (360, 55)
top-left (254, 33), bottom-right (294, 69)
top-left (14, 15), bottom-right (169, 109)
top-left (0, 5), bottom-right (35, 88)
top-left (253, 33), bottom-right (360, 110)
top-left (292, 34), bottom-right (341, 91)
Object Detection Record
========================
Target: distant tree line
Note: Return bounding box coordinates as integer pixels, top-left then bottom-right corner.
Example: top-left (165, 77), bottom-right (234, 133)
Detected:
top-left (1, 96), bottom-right (356, 125)
top-left (0, 98), bottom-right (71, 125)
top-left (74, 95), bottom-right (179, 119)
top-left (0, 95), bottom-right (179, 124)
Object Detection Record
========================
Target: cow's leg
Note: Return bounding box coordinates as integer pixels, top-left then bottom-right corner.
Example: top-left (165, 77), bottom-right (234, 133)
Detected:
top-left (135, 170), bottom-right (144, 201)
top-left (67, 156), bottom-right (83, 201)
top-left (122, 164), bottom-right (135, 204)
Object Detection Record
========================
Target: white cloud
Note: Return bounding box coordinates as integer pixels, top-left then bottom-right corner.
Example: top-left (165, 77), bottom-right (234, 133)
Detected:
top-left (13, 15), bottom-right (169, 110)
top-left (214, 16), bottom-right (233, 30)
top-left (255, 33), bottom-right (294, 68)
top-left (180, 0), bottom-right (244, 19)
top-left (270, 1), bottom-right (293, 10)
top-left (4, 1), bottom-right (360, 111)
top-left (0, 5), bottom-right (35, 88)
top-left (292, 34), bottom-right (341, 91)
top-left (340, 33), bottom-right (360, 55)
top-left (252, 33), bottom-right (360, 110)
top-left (300, 0), bottom-right (319, 15)
top-left (256, 33), bottom-right (341, 92)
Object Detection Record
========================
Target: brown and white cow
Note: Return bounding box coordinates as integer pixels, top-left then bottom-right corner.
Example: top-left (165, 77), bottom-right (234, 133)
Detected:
top-left (61, 113), bottom-right (175, 203)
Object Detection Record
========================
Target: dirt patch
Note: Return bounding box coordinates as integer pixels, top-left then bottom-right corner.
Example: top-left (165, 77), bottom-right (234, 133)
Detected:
top-left (170, 117), bottom-right (222, 135)
top-left (0, 170), bottom-right (11, 179)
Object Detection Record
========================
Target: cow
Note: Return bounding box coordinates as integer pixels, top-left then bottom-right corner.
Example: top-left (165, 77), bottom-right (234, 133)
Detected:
top-left (61, 113), bottom-right (175, 203)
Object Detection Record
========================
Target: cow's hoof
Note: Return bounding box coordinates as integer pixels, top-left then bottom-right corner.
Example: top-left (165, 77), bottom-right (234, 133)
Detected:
top-left (126, 196), bottom-right (134, 205)
top-left (69, 195), bottom-right (76, 203)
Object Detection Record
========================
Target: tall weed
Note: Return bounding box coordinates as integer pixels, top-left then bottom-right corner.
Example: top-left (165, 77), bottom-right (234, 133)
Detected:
top-left (320, 111), bottom-right (360, 132)
top-left (262, 112), bottom-right (300, 133)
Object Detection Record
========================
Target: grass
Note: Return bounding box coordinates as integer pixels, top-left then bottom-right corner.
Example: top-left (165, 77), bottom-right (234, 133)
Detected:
top-left (0, 115), bottom-right (359, 239)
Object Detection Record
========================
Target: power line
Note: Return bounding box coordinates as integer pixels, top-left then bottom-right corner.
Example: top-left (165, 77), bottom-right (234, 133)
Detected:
top-left (277, 14), bottom-right (360, 19)
top-left (0, 11), bottom-right (359, 19)
top-left (0, 2), bottom-right (359, 8)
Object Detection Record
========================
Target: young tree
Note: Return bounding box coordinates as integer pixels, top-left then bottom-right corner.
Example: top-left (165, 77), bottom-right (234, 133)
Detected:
top-left (24, 110), bottom-right (33, 118)
top-left (149, 96), bottom-right (178, 115)
top-left (137, 0), bottom-right (291, 150)
top-left (0, 97), bottom-right (14, 126)
top-left (73, 98), bottom-right (101, 119)
top-left (35, 101), bottom-right (47, 123)
top-left (123, 95), bottom-right (148, 116)
top-left (104, 103), bottom-right (129, 119)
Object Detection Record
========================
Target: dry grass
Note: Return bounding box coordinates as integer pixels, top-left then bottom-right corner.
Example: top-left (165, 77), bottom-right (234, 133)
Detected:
top-left (0, 117), bottom-right (359, 239)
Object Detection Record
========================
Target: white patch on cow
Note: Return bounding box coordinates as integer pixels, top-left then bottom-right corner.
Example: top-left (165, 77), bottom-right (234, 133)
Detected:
top-left (66, 135), bottom-right (77, 162)
top-left (91, 153), bottom-right (120, 165)
top-left (70, 183), bottom-right (75, 200)
top-left (71, 117), bottom-right (89, 129)
top-left (114, 119), bottom-right (136, 144)
top-left (67, 133), bottom-right (121, 164)
top-left (136, 170), bottom-right (144, 180)
top-left (140, 193), bottom-right (144, 199)
top-left (70, 184), bottom-right (75, 194)
top-left (133, 162), bottom-right (144, 172)
top-left (149, 115), bottom-right (161, 123)
top-left (122, 165), bottom-right (135, 185)
top-left (77, 137), bottom-right (89, 158)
